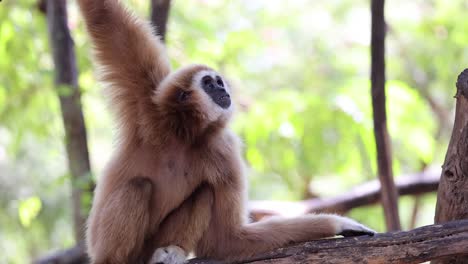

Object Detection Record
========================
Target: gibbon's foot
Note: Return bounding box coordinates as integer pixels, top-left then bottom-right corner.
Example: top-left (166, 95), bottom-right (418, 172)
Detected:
top-left (333, 215), bottom-right (376, 237)
top-left (149, 245), bottom-right (187, 264)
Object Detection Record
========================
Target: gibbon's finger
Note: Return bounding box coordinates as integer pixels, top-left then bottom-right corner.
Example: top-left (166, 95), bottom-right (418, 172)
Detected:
top-left (338, 228), bottom-right (376, 237)
top-left (333, 215), bottom-right (377, 237)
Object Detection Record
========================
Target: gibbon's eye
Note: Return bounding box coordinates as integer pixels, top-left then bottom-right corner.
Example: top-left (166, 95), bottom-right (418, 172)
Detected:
top-left (202, 76), bottom-right (213, 87)
top-left (177, 90), bottom-right (191, 102)
top-left (216, 76), bottom-right (224, 87)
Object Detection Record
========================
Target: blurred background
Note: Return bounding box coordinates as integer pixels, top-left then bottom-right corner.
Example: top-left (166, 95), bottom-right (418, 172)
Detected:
top-left (1, 0), bottom-right (467, 263)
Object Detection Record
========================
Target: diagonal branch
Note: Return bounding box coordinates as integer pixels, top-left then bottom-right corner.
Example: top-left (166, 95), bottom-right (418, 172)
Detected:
top-left (249, 170), bottom-right (439, 220)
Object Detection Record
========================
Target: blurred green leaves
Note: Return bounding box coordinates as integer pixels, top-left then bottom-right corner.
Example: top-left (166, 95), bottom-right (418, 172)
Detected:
top-left (18, 196), bottom-right (42, 228)
top-left (0, 0), bottom-right (466, 262)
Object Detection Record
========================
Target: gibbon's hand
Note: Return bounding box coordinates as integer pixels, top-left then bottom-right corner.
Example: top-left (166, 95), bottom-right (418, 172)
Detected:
top-left (334, 215), bottom-right (376, 237)
top-left (149, 245), bottom-right (187, 264)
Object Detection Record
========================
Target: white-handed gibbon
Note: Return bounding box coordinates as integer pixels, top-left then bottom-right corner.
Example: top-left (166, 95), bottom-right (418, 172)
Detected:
top-left (77, 1), bottom-right (376, 263)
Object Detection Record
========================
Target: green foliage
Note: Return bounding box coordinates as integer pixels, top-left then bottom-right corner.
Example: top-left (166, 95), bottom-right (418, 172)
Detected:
top-left (18, 196), bottom-right (42, 228)
top-left (0, 0), bottom-right (466, 262)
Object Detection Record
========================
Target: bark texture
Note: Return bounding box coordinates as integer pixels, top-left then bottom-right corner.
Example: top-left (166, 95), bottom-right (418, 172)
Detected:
top-left (370, 0), bottom-right (401, 231)
top-left (45, 0), bottom-right (92, 242)
top-left (433, 69), bottom-right (468, 264)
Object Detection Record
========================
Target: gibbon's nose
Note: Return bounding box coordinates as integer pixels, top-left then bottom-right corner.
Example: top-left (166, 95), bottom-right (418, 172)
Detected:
top-left (216, 86), bottom-right (226, 93)
top-left (207, 83), bottom-right (225, 92)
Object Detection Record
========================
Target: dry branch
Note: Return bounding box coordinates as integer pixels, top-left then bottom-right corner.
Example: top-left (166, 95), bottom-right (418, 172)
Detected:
top-left (189, 219), bottom-right (468, 264)
top-left (249, 170), bottom-right (439, 220)
top-left (370, 0), bottom-right (401, 231)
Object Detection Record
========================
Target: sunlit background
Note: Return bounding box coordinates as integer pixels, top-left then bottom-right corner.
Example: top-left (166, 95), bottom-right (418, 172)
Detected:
top-left (1, 0), bottom-right (468, 262)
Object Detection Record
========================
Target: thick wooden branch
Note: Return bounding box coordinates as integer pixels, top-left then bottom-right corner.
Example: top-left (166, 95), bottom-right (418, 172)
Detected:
top-left (189, 220), bottom-right (468, 264)
top-left (249, 170), bottom-right (439, 220)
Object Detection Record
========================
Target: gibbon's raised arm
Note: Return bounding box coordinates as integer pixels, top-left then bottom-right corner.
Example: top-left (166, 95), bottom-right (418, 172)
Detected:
top-left (77, 0), bottom-right (170, 141)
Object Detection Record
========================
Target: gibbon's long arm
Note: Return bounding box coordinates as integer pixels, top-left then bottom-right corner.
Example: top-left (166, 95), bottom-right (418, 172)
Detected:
top-left (197, 179), bottom-right (374, 261)
top-left (77, 0), bottom-right (170, 141)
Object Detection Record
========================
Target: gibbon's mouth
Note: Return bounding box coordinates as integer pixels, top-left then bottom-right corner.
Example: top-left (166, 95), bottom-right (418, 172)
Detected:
top-left (214, 93), bottom-right (231, 109)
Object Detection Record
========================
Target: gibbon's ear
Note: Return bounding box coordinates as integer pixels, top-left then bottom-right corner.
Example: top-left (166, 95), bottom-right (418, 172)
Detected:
top-left (77, 0), bottom-right (171, 142)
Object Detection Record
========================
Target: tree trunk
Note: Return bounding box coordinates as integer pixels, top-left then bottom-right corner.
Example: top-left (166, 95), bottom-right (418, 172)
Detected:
top-left (433, 69), bottom-right (468, 264)
top-left (45, 0), bottom-right (92, 243)
top-left (150, 0), bottom-right (171, 42)
top-left (370, 0), bottom-right (401, 231)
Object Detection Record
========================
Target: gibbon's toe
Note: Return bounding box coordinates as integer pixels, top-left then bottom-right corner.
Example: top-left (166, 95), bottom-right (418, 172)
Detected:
top-left (149, 245), bottom-right (187, 264)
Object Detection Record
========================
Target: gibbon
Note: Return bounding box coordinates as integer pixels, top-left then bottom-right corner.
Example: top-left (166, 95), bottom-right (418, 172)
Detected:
top-left (77, 1), bottom-right (375, 263)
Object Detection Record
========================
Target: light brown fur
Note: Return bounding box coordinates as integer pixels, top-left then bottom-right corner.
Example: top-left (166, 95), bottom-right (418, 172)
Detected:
top-left (78, 1), bottom-right (375, 263)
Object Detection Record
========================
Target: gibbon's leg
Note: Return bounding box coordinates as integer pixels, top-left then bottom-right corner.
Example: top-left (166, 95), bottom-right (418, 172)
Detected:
top-left (197, 192), bottom-right (375, 261)
top-left (146, 184), bottom-right (214, 264)
top-left (88, 177), bottom-right (153, 264)
top-left (77, 0), bottom-right (170, 140)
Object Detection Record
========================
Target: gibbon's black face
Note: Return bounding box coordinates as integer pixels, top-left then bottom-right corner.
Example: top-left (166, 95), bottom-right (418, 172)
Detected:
top-left (201, 75), bottom-right (231, 109)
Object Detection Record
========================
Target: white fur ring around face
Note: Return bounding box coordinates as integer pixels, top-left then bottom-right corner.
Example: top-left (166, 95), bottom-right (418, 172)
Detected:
top-left (148, 245), bottom-right (187, 264)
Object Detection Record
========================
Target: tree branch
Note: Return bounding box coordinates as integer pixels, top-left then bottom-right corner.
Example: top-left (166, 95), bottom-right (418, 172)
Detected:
top-left (189, 220), bottom-right (468, 264)
top-left (370, 0), bottom-right (401, 231)
top-left (249, 170), bottom-right (439, 220)
top-left (35, 220), bottom-right (468, 264)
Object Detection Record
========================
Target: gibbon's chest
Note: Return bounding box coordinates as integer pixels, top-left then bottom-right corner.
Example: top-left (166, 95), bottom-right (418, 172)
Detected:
top-left (153, 143), bottom-right (234, 183)
top-left (131, 145), bottom-right (194, 183)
